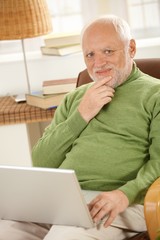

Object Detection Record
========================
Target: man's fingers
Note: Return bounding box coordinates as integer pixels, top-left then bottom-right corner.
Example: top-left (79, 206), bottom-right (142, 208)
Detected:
top-left (96, 85), bottom-right (115, 95)
top-left (93, 203), bottom-right (110, 223)
top-left (93, 76), bottom-right (112, 89)
top-left (90, 201), bottom-right (117, 228)
top-left (90, 199), bottom-right (112, 222)
top-left (104, 211), bottom-right (117, 228)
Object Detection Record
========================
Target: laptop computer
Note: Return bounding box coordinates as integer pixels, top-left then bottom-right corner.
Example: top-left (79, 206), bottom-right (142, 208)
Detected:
top-left (0, 165), bottom-right (94, 228)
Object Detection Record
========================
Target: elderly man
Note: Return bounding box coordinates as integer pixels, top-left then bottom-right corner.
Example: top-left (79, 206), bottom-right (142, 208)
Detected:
top-left (1, 15), bottom-right (160, 240)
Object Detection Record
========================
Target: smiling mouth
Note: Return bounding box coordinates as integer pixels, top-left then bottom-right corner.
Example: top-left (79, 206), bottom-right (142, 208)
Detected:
top-left (95, 68), bottom-right (112, 77)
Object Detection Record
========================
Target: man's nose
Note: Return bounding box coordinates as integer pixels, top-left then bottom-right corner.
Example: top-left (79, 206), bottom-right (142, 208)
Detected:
top-left (94, 53), bottom-right (107, 68)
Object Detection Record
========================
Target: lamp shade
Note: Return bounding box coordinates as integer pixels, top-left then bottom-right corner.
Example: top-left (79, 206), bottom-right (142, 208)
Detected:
top-left (0, 0), bottom-right (53, 40)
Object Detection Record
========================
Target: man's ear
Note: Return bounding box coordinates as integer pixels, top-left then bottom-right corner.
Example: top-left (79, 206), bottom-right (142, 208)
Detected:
top-left (129, 39), bottom-right (136, 58)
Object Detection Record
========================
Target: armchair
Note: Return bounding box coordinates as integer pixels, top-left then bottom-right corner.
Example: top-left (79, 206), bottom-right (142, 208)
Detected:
top-left (76, 58), bottom-right (160, 240)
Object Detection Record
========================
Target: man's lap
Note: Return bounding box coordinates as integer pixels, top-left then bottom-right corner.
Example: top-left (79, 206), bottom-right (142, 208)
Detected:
top-left (0, 220), bottom-right (140, 240)
top-left (0, 220), bottom-right (51, 240)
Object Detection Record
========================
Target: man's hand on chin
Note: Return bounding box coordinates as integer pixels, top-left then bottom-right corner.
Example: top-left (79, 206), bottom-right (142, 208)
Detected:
top-left (78, 76), bottom-right (115, 123)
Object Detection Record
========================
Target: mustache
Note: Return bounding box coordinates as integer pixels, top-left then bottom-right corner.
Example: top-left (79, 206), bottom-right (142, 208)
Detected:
top-left (93, 65), bottom-right (114, 74)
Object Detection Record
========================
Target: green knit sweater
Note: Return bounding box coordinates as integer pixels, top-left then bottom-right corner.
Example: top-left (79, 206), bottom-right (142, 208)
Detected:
top-left (32, 64), bottom-right (160, 205)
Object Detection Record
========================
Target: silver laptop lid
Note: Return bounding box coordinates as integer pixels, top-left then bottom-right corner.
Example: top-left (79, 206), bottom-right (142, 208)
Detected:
top-left (0, 165), bottom-right (94, 228)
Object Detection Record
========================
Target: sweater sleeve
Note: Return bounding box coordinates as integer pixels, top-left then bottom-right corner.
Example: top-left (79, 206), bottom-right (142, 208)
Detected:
top-left (119, 93), bottom-right (160, 204)
top-left (32, 94), bottom-right (88, 168)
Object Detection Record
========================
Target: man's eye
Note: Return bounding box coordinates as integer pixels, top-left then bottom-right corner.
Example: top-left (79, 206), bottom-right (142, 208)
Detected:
top-left (105, 49), bottom-right (114, 55)
top-left (86, 52), bottom-right (94, 58)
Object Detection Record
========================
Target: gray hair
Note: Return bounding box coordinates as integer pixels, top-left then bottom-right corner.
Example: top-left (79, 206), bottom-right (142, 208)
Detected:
top-left (81, 15), bottom-right (132, 43)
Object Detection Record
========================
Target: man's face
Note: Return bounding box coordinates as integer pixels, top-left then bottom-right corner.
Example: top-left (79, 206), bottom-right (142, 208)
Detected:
top-left (82, 22), bottom-right (136, 88)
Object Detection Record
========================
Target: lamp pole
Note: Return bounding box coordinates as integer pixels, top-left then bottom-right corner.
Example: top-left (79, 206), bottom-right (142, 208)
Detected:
top-left (21, 39), bottom-right (31, 94)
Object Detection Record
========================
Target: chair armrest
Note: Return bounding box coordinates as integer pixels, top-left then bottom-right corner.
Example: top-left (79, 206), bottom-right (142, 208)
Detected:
top-left (144, 177), bottom-right (160, 240)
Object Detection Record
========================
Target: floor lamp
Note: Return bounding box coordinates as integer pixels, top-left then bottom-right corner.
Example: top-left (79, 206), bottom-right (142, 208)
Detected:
top-left (0, 0), bottom-right (52, 96)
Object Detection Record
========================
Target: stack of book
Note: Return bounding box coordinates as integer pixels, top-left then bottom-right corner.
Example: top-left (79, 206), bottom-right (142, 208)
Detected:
top-left (41, 32), bottom-right (82, 56)
top-left (26, 78), bottom-right (77, 109)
